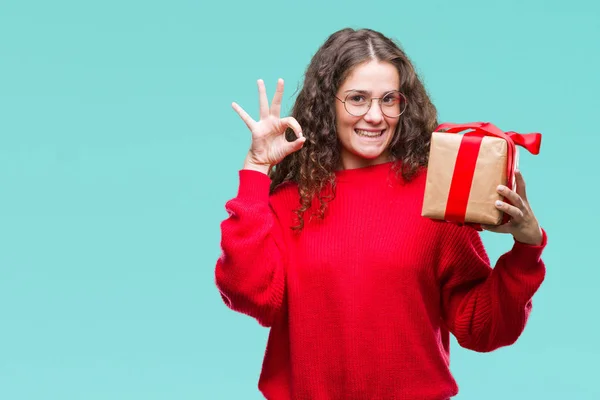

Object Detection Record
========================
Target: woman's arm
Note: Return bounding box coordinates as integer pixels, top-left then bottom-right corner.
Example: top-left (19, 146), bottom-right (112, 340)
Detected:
top-left (439, 224), bottom-right (547, 352)
top-left (215, 169), bottom-right (287, 327)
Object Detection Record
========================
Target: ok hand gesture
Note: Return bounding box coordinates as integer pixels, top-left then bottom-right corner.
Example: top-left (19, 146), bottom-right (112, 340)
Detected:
top-left (232, 79), bottom-right (305, 172)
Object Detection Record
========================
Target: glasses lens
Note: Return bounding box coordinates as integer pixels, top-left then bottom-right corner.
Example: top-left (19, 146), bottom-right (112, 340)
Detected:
top-left (381, 91), bottom-right (407, 117)
top-left (344, 92), bottom-right (370, 116)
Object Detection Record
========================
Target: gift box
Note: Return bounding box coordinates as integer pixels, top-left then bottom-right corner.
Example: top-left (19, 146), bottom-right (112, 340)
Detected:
top-left (421, 122), bottom-right (542, 228)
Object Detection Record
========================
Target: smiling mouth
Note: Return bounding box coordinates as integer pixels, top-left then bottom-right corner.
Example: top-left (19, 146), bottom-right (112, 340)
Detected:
top-left (355, 129), bottom-right (385, 138)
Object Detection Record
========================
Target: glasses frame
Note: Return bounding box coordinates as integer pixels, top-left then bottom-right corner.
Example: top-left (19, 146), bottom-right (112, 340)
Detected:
top-left (335, 90), bottom-right (408, 118)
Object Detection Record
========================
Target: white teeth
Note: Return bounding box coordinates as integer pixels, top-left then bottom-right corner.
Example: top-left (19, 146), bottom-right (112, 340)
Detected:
top-left (355, 129), bottom-right (383, 137)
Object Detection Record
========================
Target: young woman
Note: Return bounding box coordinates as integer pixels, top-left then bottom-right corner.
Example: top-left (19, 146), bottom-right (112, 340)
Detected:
top-left (215, 27), bottom-right (546, 400)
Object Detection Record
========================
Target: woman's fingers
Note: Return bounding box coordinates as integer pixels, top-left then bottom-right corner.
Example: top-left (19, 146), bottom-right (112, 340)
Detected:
top-left (279, 116), bottom-right (303, 139)
top-left (270, 78), bottom-right (284, 117)
top-left (284, 135), bottom-right (306, 154)
top-left (514, 170), bottom-right (528, 202)
top-left (497, 184), bottom-right (526, 210)
top-left (231, 102), bottom-right (255, 130)
top-left (495, 200), bottom-right (524, 222)
top-left (257, 79), bottom-right (270, 120)
top-left (277, 116), bottom-right (304, 158)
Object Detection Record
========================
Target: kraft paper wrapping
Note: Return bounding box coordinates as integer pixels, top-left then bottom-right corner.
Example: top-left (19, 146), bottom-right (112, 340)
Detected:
top-left (422, 132), bottom-right (519, 225)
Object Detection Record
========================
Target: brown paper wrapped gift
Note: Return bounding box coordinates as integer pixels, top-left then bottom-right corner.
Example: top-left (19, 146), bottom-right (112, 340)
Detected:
top-left (421, 122), bottom-right (542, 228)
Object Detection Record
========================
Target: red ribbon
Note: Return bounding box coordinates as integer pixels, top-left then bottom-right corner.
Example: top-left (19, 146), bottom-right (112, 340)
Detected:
top-left (434, 122), bottom-right (542, 228)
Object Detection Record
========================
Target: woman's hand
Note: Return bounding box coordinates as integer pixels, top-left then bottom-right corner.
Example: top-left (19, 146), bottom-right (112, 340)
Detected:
top-left (481, 170), bottom-right (544, 246)
top-left (232, 79), bottom-right (305, 172)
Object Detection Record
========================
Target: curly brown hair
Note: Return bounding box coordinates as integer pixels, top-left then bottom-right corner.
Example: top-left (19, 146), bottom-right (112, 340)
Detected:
top-left (269, 28), bottom-right (439, 231)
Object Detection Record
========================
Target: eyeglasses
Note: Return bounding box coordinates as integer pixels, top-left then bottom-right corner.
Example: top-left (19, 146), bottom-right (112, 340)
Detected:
top-left (335, 90), bottom-right (407, 118)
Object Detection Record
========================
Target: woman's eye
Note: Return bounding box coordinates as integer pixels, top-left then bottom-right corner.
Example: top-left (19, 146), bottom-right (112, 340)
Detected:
top-left (350, 95), bottom-right (366, 102)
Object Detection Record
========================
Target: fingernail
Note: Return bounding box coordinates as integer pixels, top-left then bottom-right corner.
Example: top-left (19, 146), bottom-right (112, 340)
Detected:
top-left (497, 185), bottom-right (504, 192)
top-left (495, 200), bottom-right (502, 206)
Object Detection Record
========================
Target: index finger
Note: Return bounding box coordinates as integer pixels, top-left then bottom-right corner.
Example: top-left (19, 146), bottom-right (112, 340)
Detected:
top-left (280, 116), bottom-right (303, 139)
top-left (514, 169), bottom-right (528, 201)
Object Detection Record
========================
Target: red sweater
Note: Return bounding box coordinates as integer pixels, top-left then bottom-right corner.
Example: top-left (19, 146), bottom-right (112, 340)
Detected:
top-left (215, 161), bottom-right (547, 400)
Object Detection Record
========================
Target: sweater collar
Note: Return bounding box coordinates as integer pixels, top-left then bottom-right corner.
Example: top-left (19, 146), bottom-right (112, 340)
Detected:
top-left (334, 161), bottom-right (398, 183)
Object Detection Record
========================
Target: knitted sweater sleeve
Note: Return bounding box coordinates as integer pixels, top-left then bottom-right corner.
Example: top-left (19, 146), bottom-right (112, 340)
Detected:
top-left (214, 170), bottom-right (287, 328)
top-left (438, 224), bottom-right (547, 352)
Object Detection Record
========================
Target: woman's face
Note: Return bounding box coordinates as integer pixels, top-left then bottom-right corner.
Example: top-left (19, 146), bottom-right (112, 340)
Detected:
top-left (334, 60), bottom-right (401, 170)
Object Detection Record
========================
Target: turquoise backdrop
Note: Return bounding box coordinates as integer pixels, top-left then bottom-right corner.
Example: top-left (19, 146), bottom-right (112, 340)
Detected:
top-left (1, 0), bottom-right (598, 398)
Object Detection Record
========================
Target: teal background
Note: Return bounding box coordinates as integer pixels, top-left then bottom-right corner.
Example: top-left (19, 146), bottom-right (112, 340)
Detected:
top-left (0, 0), bottom-right (598, 398)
